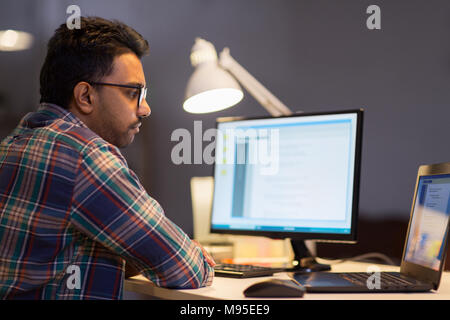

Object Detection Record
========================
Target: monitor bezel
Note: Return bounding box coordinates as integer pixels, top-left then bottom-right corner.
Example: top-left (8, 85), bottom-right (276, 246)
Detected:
top-left (209, 108), bottom-right (364, 242)
top-left (400, 162), bottom-right (450, 290)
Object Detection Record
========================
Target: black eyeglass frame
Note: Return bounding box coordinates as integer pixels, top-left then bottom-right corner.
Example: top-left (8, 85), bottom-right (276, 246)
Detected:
top-left (89, 81), bottom-right (147, 110)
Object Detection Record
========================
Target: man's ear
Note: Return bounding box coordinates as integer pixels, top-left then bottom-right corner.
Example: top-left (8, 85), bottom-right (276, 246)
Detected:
top-left (72, 82), bottom-right (95, 115)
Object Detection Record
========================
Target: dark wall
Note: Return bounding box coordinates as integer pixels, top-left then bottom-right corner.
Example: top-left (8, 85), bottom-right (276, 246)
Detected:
top-left (1, 1), bottom-right (450, 243)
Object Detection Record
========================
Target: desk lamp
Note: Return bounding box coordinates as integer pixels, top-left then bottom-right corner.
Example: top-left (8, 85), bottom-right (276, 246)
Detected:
top-left (183, 38), bottom-right (318, 262)
top-left (183, 38), bottom-right (293, 116)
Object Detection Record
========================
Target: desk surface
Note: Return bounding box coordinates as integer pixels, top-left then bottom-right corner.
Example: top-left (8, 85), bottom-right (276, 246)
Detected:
top-left (124, 260), bottom-right (450, 300)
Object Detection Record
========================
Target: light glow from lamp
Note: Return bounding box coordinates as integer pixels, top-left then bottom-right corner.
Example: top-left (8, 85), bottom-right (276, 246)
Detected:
top-left (183, 88), bottom-right (243, 114)
top-left (0, 30), bottom-right (33, 51)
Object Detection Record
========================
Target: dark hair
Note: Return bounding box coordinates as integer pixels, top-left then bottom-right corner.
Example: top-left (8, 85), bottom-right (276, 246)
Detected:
top-left (39, 16), bottom-right (149, 108)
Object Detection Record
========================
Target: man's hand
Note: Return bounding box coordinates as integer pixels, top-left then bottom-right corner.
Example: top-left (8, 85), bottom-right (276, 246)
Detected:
top-left (192, 240), bottom-right (216, 267)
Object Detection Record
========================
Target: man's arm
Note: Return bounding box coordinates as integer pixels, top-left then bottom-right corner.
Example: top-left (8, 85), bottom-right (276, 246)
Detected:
top-left (71, 143), bottom-right (214, 288)
top-left (126, 241), bottom-right (215, 278)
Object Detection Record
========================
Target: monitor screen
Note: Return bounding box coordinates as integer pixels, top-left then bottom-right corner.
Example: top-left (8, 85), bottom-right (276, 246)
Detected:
top-left (210, 109), bottom-right (363, 242)
top-left (404, 174), bottom-right (450, 271)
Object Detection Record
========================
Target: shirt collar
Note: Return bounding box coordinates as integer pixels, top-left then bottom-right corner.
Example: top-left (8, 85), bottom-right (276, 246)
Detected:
top-left (35, 103), bottom-right (88, 128)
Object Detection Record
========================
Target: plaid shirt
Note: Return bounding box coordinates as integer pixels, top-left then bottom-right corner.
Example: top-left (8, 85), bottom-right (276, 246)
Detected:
top-left (0, 103), bottom-right (213, 299)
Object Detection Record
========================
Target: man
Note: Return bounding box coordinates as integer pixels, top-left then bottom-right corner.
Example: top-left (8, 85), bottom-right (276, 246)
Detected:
top-left (0, 17), bottom-right (214, 300)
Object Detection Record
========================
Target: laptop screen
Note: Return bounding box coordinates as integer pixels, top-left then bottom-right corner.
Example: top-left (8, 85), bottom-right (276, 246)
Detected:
top-left (404, 174), bottom-right (450, 271)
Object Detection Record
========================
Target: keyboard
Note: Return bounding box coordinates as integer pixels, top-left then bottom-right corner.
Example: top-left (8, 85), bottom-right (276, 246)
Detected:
top-left (214, 263), bottom-right (284, 278)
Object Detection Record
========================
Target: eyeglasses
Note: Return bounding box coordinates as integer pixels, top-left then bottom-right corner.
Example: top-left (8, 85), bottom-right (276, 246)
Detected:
top-left (90, 82), bottom-right (148, 110)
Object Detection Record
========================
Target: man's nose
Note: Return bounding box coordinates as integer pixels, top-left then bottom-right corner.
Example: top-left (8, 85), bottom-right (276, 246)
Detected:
top-left (138, 98), bottom-right (151, 118)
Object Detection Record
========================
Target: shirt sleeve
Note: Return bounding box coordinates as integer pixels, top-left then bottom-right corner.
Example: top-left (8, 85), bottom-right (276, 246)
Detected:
top-left (70, 142), bottom-right (214, 288)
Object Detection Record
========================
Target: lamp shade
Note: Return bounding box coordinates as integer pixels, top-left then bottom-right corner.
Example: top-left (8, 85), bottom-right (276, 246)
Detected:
top-left (183, 38), bottom-right (243, 114)
top-left (184, 63), bottom-right (243, 114)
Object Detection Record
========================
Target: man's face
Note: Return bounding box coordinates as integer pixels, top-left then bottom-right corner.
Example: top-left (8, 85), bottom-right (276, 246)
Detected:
top-left (90, 52), bottom-right (151, 148)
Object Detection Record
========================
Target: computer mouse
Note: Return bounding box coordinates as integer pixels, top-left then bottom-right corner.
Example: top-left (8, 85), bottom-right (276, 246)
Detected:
top-left (243, 279), bottom-right (306, 298)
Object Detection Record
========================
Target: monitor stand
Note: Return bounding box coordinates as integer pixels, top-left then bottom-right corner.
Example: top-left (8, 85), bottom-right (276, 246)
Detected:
top-left (287, 239), bottom-right (331, 273)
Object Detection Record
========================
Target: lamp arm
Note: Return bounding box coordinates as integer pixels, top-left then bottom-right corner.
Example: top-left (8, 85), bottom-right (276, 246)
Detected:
top-left (218, 47), bottom-right (293, 117)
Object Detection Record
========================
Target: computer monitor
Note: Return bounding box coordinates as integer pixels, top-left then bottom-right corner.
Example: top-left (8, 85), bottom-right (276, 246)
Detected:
top-left (210, 109), bottom-right (364, 271)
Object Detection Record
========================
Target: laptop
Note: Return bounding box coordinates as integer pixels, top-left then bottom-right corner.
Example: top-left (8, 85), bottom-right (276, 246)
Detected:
top-left (294, 162), bottom-right (450, 293)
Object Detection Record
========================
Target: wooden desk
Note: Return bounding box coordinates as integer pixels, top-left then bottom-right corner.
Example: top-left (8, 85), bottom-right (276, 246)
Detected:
top-left (124, 260), bottom-right (450, 300)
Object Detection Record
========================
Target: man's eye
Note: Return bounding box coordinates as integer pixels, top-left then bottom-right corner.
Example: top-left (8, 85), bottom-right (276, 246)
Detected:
top-left (129, 90), bottom-right (139, 98)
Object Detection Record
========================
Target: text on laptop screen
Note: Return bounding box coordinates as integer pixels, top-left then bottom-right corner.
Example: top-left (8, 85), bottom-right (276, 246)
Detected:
top-left (211, 112), bottom-right (359, 236)
top-left (405, 174), bottom-right (450, 271)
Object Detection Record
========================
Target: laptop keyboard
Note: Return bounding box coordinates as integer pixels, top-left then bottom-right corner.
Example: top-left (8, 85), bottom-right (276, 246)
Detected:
top-left (340, 272), bottom-right (416, 289)
top-left (214, 263), bottom-right (284, 278)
